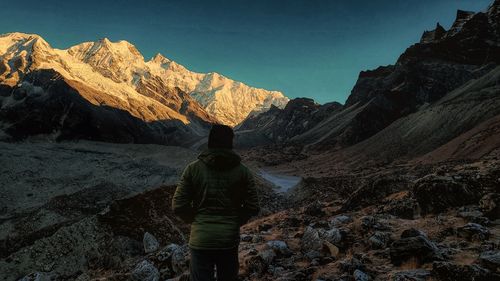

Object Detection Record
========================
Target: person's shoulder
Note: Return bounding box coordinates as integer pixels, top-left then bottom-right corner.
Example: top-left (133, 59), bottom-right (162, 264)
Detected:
top-left (184, 159), bottom-right (203, 171)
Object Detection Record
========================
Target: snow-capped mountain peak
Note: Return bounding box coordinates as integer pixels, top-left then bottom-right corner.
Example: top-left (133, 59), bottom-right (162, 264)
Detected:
top-left (1, 32), bottom-right (288, 126)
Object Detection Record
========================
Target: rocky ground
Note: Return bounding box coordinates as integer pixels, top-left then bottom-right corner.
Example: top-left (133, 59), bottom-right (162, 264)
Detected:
top-left (1, 141), bottom-right (500, 280)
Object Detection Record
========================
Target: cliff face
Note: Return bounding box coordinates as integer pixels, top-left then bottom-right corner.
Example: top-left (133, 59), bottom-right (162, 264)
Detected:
top-left (240, 1), bottom-right (500, 155)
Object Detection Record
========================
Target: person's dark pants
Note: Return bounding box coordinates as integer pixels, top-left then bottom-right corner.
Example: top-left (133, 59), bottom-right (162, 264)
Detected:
top-left (189, 247), bottom-right (239, 281)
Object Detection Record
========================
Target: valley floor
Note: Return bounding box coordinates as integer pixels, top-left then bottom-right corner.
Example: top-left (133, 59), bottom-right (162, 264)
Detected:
top-left (0, 141), bottom-right (499, 281)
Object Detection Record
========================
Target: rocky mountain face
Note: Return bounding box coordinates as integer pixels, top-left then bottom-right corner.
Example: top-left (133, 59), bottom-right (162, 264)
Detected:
top-left (241, 1), bottom-right (500, 155)
top-left (0, 33), bottom-right (287, 145)
top-left (236, 98), bottom-right (342, 147)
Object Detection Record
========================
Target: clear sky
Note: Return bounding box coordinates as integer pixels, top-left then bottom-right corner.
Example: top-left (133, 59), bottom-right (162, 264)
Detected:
top-left (0, 0), bottom-right (492, 104)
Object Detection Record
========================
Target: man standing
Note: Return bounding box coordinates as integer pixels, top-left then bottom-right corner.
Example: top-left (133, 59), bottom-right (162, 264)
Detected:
top-left (172, 124), bottom-right (260, 281)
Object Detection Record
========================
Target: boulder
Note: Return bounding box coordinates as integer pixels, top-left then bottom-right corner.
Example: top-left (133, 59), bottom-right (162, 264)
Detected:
top-left (156, 243), bottom-right (189, 274)
top-left (241, 234), bottom-right (253, 242)
top-left (171, 245), bottom-right (190, 274)
top-left (412, 176), bottom-right (480, 214)
top-left (361, 216), bottom-right (390, 231)
top-left (259, 249), bottom-right (277, 264)
top-left (301, 226), bottom-right (323, 252)
top-left (339, 257), bottom-right (365, 274)
top-left (457, 223), bottom-right (490, 241)
top-left (432, 261), bottom-right (499, 281)
top-left (390, 230), bottom-right (442, 266)
top-left (369, 231), bottom-right (391, 249)
top-left (458, 206), bottom-right (490, 225)
top-left (391, 269), bottom-right (431, 281)
top-left (323, 240), bottom-right (340, 258)
top-left (480, 193), bottom-right (500, 219)
top-left (318, 227), bottom-right (343, 245)
top-left (479, 251), bottom-right (500, 272)
top-left (131, 260), bottom-right (160, 281)
top-left (353, 269), bottom-right (371, 281)
top-left (266, 240), bottom-right (292, 256)
top-left (330, 215), bottom-right (353, 226)
top-left (18, 272), bottom-right (52, 281)
top-left (143, 232), bottom-right (160, 253)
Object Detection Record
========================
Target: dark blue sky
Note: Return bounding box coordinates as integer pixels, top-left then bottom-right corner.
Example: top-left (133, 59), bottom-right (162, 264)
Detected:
top-left (0, 0), bottom-right (492, 104)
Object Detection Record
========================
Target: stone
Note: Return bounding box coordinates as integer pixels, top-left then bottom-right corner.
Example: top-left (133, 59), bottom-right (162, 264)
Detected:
top-left (412, 177), bottom-right (480, 214)
top-left (131, 260), bottom-right (160, 281)
top-left (479, 251), bottom-right (500, 272)
top-left (401, 228), bottom-right (427, 238)
top-left (157, 243), bottom-right (181, 262)
top-left (259, 249), bottom-right (277, 264)
top-left (156, 243), bottom-right (189, 274)
top-left (458, 207), bottom-right (490, 225)
top-left (143, 232), bottom-right (160, 253)
top-left (171, 244), bottom-right (190, 274)
top-left (369, 231), bottom-right (391, 249)
top-left (18, 272), bottom-right (51, 281)
top-left (266, 240), bottom-right (291, 256)
top-left (480, 193), bottom-right (500, 219)
top-left (390, 232), bottom-right (442, 266)
top-left (241, 234), bottom-right (253, 242)
top-left (304, 250), bottom-right (322, 260)
top-left (330, 215), bottom-right (353, 226)
top-left (323, 240), bottom-right (340, 258)
top-left (302, 226), bottom-right (323, 252)
top-left (353, 269), bottom-right (370, 281)
top-left (245, 255), bottom-right (267, 275)
top-left (252, 235), bottom-right (264, 243)
top-left (457, 223), bottom-right (490, 241)
top-left (305, 201), bottom-right (326, 216)
top-left (432, 261), bottom-right (499, 281)
top-left (319, 227), bottom-right (343, 245)
top-left (381, 196), bottom-right (420, 219)
top-left (361, 215), bottom-right (390, 231)
top-left (391, 269), bottom-right (431, 281)
top-left (339, 257), bottom-right (365, 274)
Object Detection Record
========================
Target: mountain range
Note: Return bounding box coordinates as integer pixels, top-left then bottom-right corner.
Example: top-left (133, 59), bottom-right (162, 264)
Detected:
top-left (0, 33), bottom-right (287, 145)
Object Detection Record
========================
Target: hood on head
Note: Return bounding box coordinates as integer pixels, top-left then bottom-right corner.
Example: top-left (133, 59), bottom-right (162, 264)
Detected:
top-left (198, 148), bottom-right (241, 170)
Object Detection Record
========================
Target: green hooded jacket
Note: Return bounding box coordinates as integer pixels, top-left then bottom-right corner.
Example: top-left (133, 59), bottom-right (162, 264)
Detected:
top-left (172, 148), bottom-right (260, 250)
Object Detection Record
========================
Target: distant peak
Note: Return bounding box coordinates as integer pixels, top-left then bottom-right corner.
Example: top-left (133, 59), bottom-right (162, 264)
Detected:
top-left (420, 22), bottom-right (446, 44)
top-left (455, 10), bottom-right (475, 21)
top-left (99, 37), bottom-right (111, 43)
top-left (1, 32), bottom-right (42, 40)
top-left (151, 53), bottom-right (171, 64)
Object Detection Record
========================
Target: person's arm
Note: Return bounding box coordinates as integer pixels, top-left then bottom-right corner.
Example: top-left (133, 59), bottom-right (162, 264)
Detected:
top-left (239, 168), bottom-right (260, 225)
top-left (172, 164), bottom-right (196, 223)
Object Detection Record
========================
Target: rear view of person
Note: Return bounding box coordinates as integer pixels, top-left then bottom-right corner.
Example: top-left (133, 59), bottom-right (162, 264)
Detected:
top-left (172, 124), bottom-right (260, 281)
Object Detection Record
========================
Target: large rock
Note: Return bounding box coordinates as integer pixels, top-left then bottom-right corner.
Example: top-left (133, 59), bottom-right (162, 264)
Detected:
top-left (480, 193), bottom-right (500, 219)
top-left (369, 231), bottom-right (391, 249)
top-left (412, 176), bottom-right (480, 214)
top-left (131, 260), bottom-right (160, 281)
top-left (156, 243), bottom-right (189, 274)
top-left (353, 269), bottom-right (371, 281)
top-left (390, 229), bottom-right (442, 266)
top-left (479, 251), bottom-right (500, 273)
top-left (457, 223), bottom-right (490, 241)
top-left (318, 227), bottom-right (343, 246)
top-left (18, 272), bottom-right (52, 281)
top-left (266, 240), bottom-right (292, 256)
top-left (391, 269), bottom-right (431, 281)
top-left (432, 261), bottom-right (499, 281)
top-left (301, 226), bottom-right (323, 252)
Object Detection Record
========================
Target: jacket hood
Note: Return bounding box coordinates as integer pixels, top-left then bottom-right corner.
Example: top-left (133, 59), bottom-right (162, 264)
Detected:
top-left (198, 148), bottom-right (241, 170)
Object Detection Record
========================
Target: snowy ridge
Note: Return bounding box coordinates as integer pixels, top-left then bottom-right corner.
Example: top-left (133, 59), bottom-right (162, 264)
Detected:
top-left (0, 32), bottom-right (289, 127)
